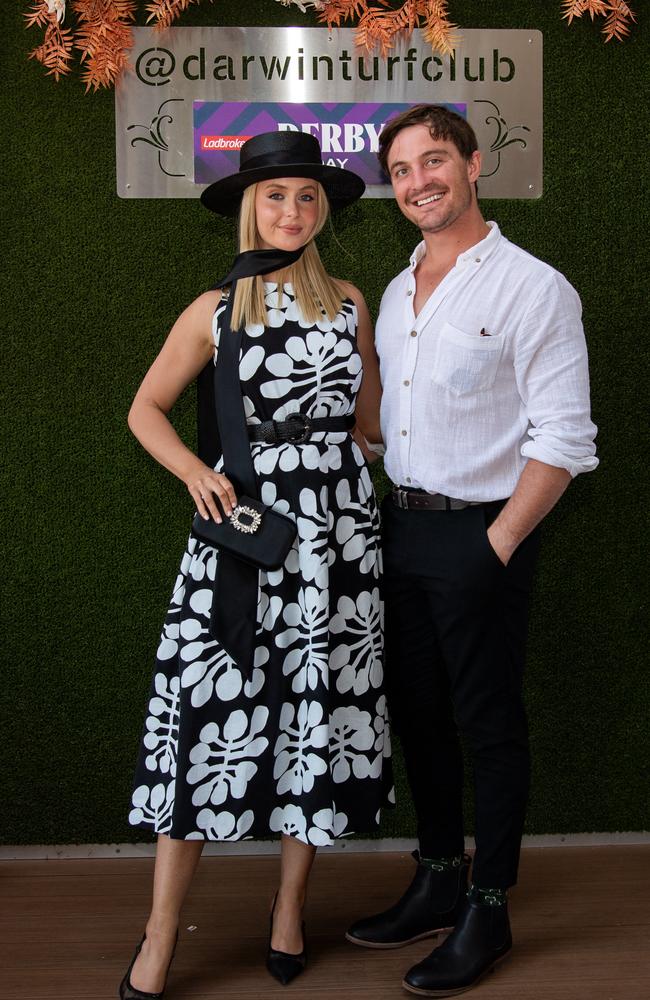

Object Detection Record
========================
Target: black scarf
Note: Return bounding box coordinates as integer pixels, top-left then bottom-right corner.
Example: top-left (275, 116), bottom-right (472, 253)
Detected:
top-left (196, 245), bottom-right (306, 674)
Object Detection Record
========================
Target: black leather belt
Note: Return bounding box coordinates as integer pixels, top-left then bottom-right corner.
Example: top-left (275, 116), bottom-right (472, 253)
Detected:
top-left (248, 413), bottom-right (355, 445)
top-left (391, 486), bottom-right (478, 511)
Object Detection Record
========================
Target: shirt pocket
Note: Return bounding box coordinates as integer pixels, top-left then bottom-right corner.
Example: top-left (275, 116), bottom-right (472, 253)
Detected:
top-left (431, 321), bottom-right (504, 397)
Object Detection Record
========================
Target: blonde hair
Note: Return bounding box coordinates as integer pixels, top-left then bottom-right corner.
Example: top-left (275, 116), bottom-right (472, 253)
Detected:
top-left (230, 182), bottom-right (346, 331)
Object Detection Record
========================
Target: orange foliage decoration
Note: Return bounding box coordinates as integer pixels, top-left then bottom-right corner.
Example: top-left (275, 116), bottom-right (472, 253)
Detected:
top-left (24, 2), bottom-right (75, 81)
top-left (561, 0), bottom-right (637, 42)
top-left (73, 1), bottom-right (137, 91)
top-left (322, 0), bottom-right (457, 56)
top-left (24, 1), bottom-right (136, 89)
top-left (145, 1), bottom-right (206, 30)
top-left (23, 1), bottom-right (639, 91)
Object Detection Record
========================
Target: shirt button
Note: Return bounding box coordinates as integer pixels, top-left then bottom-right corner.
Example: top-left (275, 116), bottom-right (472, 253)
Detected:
top-left (406, 289), bottom-right (413, 296)
top-left (401, 429), bottom-right (408, 436)
top-left (410, 330), bottom-right (417, 337)
top-left (475, 257), bottom-right (481, 263)
top-left (403, 379), bottom-right (410, 386)
top-left (406, 477), bottom-right (412, 483)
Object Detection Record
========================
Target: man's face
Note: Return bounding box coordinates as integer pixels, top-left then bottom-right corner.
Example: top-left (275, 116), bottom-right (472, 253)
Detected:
top-left (386, 124), bottom-right (481, 234)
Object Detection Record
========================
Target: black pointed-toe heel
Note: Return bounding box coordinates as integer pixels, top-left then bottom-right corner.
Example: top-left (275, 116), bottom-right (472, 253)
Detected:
top-left (266, 895), bottom-right (307, 986)
top-left (119, 932), bottom-right (178, 1000)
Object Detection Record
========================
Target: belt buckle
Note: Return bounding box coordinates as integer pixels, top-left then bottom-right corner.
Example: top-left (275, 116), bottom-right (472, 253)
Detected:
top-left (394, 487), bottom-right (409, 510)
top-left (285, 413), bottom-right (312, 443)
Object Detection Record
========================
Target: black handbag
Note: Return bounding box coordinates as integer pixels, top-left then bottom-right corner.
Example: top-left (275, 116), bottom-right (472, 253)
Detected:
top-left (191, 495), bottom-right (296, 571)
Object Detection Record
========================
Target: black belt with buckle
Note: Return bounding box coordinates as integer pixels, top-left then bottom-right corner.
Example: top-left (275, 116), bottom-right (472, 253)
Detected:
top-left (391, 486), bottom-right (477, 511)
top-left (248, 413), bottom-right (355, 445)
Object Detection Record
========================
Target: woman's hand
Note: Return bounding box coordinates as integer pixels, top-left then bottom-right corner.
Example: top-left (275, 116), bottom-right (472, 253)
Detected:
top-left (186, 466), bottom-right (238, 523)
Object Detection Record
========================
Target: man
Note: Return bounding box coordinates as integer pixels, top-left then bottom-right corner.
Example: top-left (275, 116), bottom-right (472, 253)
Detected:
top-left (346, 105), bottom-right (598, 996)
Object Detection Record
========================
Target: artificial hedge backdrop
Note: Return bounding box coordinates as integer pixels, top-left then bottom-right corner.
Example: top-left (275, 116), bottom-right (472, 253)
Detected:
top-left (2, 3), bottom-right (647, 845)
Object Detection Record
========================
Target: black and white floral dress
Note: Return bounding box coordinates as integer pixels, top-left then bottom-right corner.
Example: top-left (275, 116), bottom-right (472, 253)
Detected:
top-left (128, 283), bottom-right (393, 845)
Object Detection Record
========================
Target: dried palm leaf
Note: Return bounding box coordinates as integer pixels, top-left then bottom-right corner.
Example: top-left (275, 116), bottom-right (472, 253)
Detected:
top-left (72, 0), bottom-right (136, 91)
top-left (24, 1), bottom-right (58, 29)
top-left (145, 0), bottom-right (205, 30)
top-left (29, 23), bottom-right (75, 80)
top-left (602, 1), bottom-right (637, 41)
top-left (321, 0), bottom-right (455, 56)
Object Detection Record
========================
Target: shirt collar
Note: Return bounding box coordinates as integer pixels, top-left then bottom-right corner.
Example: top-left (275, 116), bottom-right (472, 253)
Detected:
top-left (408, 221), bottom-right (501, 273)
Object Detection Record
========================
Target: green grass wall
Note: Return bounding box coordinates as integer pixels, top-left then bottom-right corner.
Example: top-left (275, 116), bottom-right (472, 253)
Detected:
top-left (2, 2), bottom-right (647, 844)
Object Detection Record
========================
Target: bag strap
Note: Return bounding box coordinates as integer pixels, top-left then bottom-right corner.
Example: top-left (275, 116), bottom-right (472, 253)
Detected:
top-left (213, 284), bottom-right (259, 500)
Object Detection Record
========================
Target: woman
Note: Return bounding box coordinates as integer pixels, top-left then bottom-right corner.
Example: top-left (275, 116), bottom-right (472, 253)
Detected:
top-left (121, 131), bottom-right (392, 999)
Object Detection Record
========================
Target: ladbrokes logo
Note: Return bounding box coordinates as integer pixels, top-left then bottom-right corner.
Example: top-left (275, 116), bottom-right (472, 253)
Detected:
top-left (201, 135), bottom-right (251, 151)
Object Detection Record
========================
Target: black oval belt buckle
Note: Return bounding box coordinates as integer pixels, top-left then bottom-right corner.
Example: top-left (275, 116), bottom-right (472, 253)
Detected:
top-left (285, 413), bottom-right (312, 443)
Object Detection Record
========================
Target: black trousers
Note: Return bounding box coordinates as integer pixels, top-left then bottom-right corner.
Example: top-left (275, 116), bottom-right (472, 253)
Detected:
top-left (382, 496), bottom-right (541, 889)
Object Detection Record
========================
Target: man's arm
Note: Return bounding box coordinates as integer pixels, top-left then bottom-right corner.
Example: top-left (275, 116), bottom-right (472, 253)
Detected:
top-left (487, 459), bottom-right (570, 565)
top-left (488, 271), bottom-right (597, 564)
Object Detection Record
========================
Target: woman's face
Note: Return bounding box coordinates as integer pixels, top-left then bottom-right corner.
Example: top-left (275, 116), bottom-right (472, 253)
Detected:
top-left (254, 177), bottom-right (320, 251)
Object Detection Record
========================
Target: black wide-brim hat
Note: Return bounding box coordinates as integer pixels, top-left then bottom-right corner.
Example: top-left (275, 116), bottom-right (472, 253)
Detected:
top-left (200, 130), bottom-right (365, 216)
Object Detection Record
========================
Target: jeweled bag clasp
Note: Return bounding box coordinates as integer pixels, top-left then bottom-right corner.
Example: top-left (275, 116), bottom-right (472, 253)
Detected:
top-left (230, 504), bottom-right (262, 534)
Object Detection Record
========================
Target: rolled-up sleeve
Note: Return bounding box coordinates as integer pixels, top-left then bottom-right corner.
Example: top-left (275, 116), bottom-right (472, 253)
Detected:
top-left (515, 273), bottom-right (598, 477)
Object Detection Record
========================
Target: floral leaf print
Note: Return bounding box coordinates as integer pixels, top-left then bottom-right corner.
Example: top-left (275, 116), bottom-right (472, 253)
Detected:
top-left (258, 592), bottom-right (284, 632)
top-left (335, 476), bottom-right (380, 577)
top-left (330, 588), bottom-right (383, 696)
top-left (273, 701), bottom-right (328, 795)
top-left (307, 806), bottom-right (350, 845)
top-left (256, 483), bottom-right (300, 584)
top-left (187, 706), bottom-right (269, 807)
top-left (276, 586), bottom-right (330, 692)
top-left (129, 782), bottom-right (174, 832)
top-left (264, 285), bottom-right (294, 329)
top-left (239, 345), bottom-right (265, 382)
top-left (270, 803), bottom-right (307, 841)
top-left (181, 640), bottom-right (252, 707)
top-left (329, 706), bottom-right (376, 783)
top-left (178, 587), bottom-right (247, 706)
top-left (261, 329), bottom-right (361, 419)
top-left (187, 808), bottom-right (254, 841)
top-left (143, 672), bottom-right (180, 775)
top-left (156, 548), bottom-right (200, 662)
top-left (263, 283), bottom-right (355, 336)
top-left (255, 438), bottom-right (343, 476)
top-left (296, 485), bottom-right (336, 587)
top-left (373, 694), bottom-right (392, 759)
top-left (187, 534), bottom-right (218, 584)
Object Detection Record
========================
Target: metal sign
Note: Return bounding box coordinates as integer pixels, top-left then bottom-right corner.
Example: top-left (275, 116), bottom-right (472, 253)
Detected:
top-left (116, 27), bottom-right (542, 199)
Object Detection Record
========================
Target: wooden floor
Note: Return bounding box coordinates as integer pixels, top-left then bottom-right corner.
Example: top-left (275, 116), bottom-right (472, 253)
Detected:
top-left (1, 847), bottom-right (648, 1000)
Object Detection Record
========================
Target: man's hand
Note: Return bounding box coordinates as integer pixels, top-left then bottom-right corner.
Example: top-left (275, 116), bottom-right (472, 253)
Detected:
top-left (487, 459), bottom-right (572, 565)
top-left (487, 521), bottom-right (518, 566)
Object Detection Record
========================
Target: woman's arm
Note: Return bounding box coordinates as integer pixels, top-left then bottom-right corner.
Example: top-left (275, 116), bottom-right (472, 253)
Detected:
top-left (128, 289), bottom-right (238, 523)
top-left (339, 283), bottom-right (383, 444)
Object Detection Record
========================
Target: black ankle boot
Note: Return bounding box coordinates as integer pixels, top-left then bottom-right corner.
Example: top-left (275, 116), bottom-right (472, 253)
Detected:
top-left (345, 852), bottom-right (470, 949)
top-left (402, 889), bottom-right (512, 996)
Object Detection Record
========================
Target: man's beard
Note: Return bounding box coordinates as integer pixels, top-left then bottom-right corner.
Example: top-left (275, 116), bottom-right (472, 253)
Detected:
top-left (415, 183), bottom-right (473, 235)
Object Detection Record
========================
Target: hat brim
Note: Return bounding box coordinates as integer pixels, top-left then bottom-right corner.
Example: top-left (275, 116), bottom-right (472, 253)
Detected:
top-left (200, 163), bottom-right (365, 216)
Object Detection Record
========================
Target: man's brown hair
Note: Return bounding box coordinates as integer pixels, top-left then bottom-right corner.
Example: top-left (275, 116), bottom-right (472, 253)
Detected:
top-left (378, 104), bottom-right (479, 176)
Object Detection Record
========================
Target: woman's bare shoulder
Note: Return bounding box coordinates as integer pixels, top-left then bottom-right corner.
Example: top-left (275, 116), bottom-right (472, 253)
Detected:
top-left (191, 287), bottom-right (224, 315)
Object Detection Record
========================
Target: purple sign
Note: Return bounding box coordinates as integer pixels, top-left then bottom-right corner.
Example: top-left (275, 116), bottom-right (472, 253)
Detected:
top-left (193, 101), bottom-right (466, 187)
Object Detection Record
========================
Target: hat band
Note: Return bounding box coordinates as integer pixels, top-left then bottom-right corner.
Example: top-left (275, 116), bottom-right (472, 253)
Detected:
top-left (241, 149), bottom-right (323, 172)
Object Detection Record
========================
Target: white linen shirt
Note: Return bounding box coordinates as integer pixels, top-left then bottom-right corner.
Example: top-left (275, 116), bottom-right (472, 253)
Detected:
top-left (376, 223), bottom-right (598, 502)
